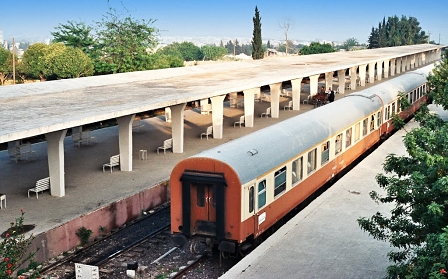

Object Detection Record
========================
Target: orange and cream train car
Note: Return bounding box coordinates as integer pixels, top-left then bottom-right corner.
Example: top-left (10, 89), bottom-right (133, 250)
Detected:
top-left (170, 64), bottom-right (434, 255)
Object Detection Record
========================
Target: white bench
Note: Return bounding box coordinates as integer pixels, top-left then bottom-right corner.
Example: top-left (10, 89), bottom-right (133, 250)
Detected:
top-left (201, 126), bottom-right (213, 140)
top-left (103, 155), bottom-right (120, 173)
top-left (72, 131), bottom-right (97, 147)
top-left (157, 138), bottom-right (173, 154)
top-left (28, 177), bottom-right (50, 199)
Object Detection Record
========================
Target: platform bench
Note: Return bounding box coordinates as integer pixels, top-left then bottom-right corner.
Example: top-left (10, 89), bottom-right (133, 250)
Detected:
top-left (28, 177), bottom-right (50, 199)
top-left (103, 155), bottom-right (120, 173)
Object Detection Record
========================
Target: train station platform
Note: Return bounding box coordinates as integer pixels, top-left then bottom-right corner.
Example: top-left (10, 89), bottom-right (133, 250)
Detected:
top-left (220, 119), bottom-right (418, 279)
top-left (0, 95), bottom-right (314, 245)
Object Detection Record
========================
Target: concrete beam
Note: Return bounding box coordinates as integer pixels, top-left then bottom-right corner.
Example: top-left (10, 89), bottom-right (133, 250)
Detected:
top-left (337, 70), bottom-right (345, 94)
top-left (45, 129), bottom-right (68, 197)
top-left (358, 65), bottom-right (366, 86)
top-left (309, 74), bottom-right (319, 96)
top-left (243, 88), bottom-right (257, 128)
top-left (350, 66), bottom-right (357, 90)
top-left (170, 103), bottom-right (187, 153)
top-left (117, 114), bottom-right (135, 171)
top-left (210, 95), bottom-right (226, 139)
top-left (291, 78), bottom-right (302, 110)
top-left (269, 82), bottom-right (282, 118)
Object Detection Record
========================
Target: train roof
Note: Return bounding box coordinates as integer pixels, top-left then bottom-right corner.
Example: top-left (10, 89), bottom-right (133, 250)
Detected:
top-left (191, 64), bottom-right (435, 185)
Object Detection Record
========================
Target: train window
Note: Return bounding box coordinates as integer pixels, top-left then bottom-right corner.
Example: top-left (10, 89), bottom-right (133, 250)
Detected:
top-left (307, 148), bottom-right (317, 174)
top-left (249, 186), bottom-right (254, 213)
top-left (384, 107), bottom-right (388, 121)
top-left (345, 128), bottom-right (352, 148)
top-left (370, 115), bottom-right (375, 131)
top-left (321, 141), bottom-right (329, 164)
top-left (292, 157), bottom-right (303, 185)
top-left (354, 123), bottom-right (360, 142)
top-left (377, 111), bottom-right (381, 127)
top-left (274, 166), bottom-right (287, 197)
top-left (392, 103), bottom-right (396, 115)
top-left (258, 181), bottom-right (266, 209)
top-left (362, 118), bottom-right (368, 136)
top-left (196, 184), bottom-right (205, 207)
top-left (409, 92), bottom-right (413, 104)
top-left (397, 99), bottom-right (401, 112)
top-left (335, 134), bottom-right (342, 155)
top-left (387, 106), bottom-right (391, 120)
top-left (413, 90), bottom-right (417, 102)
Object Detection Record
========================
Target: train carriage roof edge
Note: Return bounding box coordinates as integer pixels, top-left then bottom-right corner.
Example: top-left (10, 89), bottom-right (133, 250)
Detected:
top-left (187, 64), bottom-right (435, 185)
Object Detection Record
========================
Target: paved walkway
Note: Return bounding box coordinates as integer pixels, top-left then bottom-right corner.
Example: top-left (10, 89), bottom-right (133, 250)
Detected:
top-left (220, 120), bottom-right (418, 279)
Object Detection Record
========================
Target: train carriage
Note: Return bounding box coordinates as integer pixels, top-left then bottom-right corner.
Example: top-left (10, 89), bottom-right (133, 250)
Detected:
top-left (170, 64), bottom-right (434, 255)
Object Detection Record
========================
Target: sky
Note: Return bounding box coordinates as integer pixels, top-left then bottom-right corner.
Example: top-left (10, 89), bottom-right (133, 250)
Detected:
top-left (1, 0), bottom-right (447, 45)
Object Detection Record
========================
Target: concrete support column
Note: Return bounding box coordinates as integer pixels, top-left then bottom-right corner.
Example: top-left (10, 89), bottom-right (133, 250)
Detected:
top-left (45, 129), bottom-right (68, 197)
top-left (368, 62), bottom-right (375, 84)
top-left (376, 62), bottom-right (383, 81)
top-left (269, 82), bottom-right (282, 118)
top-left (402, 56), bottom-right (407, 72)
top-left (325, 72), bottom-right (333, 90)
top-left (350, 66), bottom-right (357, 90)
top-left (243, 88), bottom-right (257, 128)
top-left (396, 58), bottom-right (402, 74)
top-left (437, 48), bottom-right (442, 60)
top-left (229, 92), bottom-right (237, 108)
top-left (410, 54), bottom-right (415, 69)
top-left (383, 60), bottom-right (389, 78)
top-left (309, 74), bottom-right (319, 96)
top-left (358, 64), bottom-right (366, 86)
top-left (291, 78), bottom-right (302, 110)
top-left (210, 95), bottom-right (226, 139)
top-left (116, 114), bottom-right (135, 171)
top-left (169, 103), bottom-right (187, 153)
top-left (415, 54), bottom-right (420, 67)
top-left (390, 58), bottom-right (396, 77)
top-left (199, 98), bottom-right (209, 115)
top-left (337, 70), bottom-right (345, 94)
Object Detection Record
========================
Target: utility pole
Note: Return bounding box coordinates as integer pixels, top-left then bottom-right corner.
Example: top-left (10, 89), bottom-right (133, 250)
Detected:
top-left (12, 37), bottom-right (15, 85)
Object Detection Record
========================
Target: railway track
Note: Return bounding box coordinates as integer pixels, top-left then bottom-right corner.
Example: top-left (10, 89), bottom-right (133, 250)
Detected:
top-left (40, 204), bottom-right (171, 279)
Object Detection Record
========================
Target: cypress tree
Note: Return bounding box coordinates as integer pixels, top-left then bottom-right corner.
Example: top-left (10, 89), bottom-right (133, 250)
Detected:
top-left (251, 6), bottom-right (263, 60)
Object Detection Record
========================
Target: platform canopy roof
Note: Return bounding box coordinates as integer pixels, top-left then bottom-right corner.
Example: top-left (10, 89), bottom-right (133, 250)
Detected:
top-left (0, 44), bottom-right (441, 143)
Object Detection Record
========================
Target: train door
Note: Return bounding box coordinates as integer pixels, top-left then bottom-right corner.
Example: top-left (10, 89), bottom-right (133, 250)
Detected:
top-left (180, 171), bottom-right (227, 241)
top-left (190, 182), bottom-right (216, 236)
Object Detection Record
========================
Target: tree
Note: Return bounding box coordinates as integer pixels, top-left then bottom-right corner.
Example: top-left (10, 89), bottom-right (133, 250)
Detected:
top-left (279, 17), bottom-right (294, 56)
top-left (21, 43), bottom-right (50, 81)
top-left (158, 42), bottom-right (202, 62)
top-left (0, 48), bottom-right (13, 85)
top-left (342, 37), bottom-right (359, 51)
top-left (368, 15), bottom-right (428, 49)
top-left (299, 42), bottom-right (335, 55)
top-left (201, 45), bottom-right (227, 61)
top-left (51, 21), bottom-right (95, 55)
top-left (93, 8), bottom-right (159, 74)
top-left (358, 55), bottom-right (448, 278)
top-left (251, 6), bottom-right (263, 60)
top-left (51, 46), bottom-right (94, 78)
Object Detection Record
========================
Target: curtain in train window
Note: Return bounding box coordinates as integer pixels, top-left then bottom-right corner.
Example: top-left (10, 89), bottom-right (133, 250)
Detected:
top-left (249, 186), bottom-right (254, 213)
top-left (370, 115), bottom-right (375, 131)
top-left (345, 128), bottom-right (352, 148)
top-left (321, 141), bottom-right (329, 164)
top-left (258, 180), bottom-right (266, 209)
top-left (362, 118), bottom-right (368, 136)
top-left (292, 157), bottom-right (303, 185)
top-left (307, 148), bottom-right (317, 174)
top-left (274, 166), bottom-right (286, 197)
top-left (355, 123), bottom-right (360, 142)
top-left (335, 133), bottom-right (342, 155)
